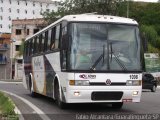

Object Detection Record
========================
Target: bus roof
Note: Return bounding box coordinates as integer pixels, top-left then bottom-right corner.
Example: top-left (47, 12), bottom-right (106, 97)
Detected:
top-left (26, 14), bottom-right (138, 41)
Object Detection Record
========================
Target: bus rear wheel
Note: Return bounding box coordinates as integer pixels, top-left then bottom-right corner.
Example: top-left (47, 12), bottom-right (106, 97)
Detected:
top-left (112, 102), bottom-right (123, 109)
top-left (55, 82), bottom-right (66, 109)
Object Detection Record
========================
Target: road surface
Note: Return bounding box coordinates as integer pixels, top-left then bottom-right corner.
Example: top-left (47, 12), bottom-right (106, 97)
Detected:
top-left (0, 82), bottom-right (160, 120)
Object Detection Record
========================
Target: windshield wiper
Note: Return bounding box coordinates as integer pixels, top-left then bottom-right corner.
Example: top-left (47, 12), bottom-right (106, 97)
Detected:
top-left (90, 45), bottom-right (105, 71)
top-left (110, 43), bottom-right (127, 71)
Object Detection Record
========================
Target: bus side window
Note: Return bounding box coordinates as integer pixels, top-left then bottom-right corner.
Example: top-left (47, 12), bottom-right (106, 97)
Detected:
top-left (31, 38), bottom-right (34, 55)
top-left (39, 34), bottom-right (42, 52)
top-left (24, 42), bottom-right (27, 57)
top-left (41, 33), bottom-right (45, 52)
top-left (34, 37), bottom-right (37, 54)
top-left (44, 31), bottom-right (48, 52)
top-left (28, 40), bottom-right (31, 56)
top-left (61, 25), bottom-right (67, 70)
top-left (48, 29), bottom-right (52, 50)
top-left (55, 24), bottom-right (61, 49)
top-left (50, 27), bottom-right (56, 50)
top-left (37, 36), bottom-right (40, 53)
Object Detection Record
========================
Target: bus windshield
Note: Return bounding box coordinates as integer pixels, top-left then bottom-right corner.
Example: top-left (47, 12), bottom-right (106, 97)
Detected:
top-left (69, 23), bottom-right (141, 71)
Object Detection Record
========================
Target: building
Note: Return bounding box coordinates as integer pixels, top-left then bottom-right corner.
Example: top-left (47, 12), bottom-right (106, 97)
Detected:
top-left (11, 18), bottom-right (47, 79)
top-left (0, 0), bottom-right (58, 33)
top-left (0, 33), bottom-right (11, 80)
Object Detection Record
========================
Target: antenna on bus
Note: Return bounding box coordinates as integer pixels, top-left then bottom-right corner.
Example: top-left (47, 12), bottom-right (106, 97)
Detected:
top-left (81, 12), bottom-right (97, 15)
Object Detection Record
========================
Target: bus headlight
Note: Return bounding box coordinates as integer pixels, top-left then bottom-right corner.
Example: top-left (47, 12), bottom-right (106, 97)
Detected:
top-left (126, 80), bottom-right (141, 86)
top-left (69, 80), bottom-right (90, 86)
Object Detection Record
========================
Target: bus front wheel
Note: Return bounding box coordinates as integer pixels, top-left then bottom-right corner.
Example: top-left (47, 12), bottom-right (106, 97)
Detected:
top-left (55, 82), bottom-right (66, 109)
top-left (112, 102), bottom-right (123, 109)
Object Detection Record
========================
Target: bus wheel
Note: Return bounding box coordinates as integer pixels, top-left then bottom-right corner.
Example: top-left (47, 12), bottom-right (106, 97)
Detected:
top-left (55, 83), bottom-right (66, 109)
top-left (112, 102), bottom-right (123, 109)
top-left (29, 78), bottom-right (37, 97)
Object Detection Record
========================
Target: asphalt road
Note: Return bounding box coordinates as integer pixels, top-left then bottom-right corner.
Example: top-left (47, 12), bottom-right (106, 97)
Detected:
top-left (0, 82), bottom-right (160, 120)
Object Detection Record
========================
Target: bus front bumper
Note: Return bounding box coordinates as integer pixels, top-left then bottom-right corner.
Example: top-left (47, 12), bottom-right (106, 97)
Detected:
top-left (65, 86), bottom-right (142, 103)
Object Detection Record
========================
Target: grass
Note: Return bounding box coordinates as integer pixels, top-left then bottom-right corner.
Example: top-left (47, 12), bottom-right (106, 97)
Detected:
top-left (0, 91), bottom-right (18, 120)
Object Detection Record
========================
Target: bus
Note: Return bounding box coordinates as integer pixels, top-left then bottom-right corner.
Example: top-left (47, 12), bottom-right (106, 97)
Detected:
top-left (23, 14), bottom-right (143, 109)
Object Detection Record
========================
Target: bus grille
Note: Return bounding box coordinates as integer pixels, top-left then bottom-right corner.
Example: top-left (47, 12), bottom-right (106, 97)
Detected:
top-left (91, 92), bottom-right (123, 101)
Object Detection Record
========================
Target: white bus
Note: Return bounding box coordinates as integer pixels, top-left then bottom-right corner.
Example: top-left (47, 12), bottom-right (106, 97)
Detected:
top-left (23, 14), bottom-right (143, 109)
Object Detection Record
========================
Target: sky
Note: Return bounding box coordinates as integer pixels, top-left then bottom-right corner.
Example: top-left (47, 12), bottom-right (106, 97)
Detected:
top-left (134, 0), bottom-right (158, 2)
top-left (52, 0), bottom-right (158, 2)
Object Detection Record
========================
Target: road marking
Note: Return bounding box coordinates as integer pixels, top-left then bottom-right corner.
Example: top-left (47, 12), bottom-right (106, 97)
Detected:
top-left (2, 90), bottom-right (52, 120)
top-left (14, 105), bottom-right (25, 120)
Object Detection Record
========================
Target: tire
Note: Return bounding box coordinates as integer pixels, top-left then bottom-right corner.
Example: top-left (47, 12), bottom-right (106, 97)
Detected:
top-left (29, 78), bottom-right (37, 97)
top-left (112, 102), bottom-right (123, 109)
top-left (55, 82), bottom-right (66, 109)
top-left (151, 85), bottom-right (156, 92)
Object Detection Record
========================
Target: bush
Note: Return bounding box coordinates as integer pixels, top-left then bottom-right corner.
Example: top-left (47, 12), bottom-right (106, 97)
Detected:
top-left (0, 92), bottom-right (18, 120)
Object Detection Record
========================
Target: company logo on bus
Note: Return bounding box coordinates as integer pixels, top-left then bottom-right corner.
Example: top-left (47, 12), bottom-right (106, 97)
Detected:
top-left (106, 79), bottom-right (111, 85)
top-left (79, 74), bottom-right (96, 79)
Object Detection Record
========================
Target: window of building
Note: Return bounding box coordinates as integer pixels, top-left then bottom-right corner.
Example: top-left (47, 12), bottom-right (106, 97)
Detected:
top-left (0, 24), bottom-right (2, 28)
top-left (34, 29), bottom-right (39, 34)
top-left (26, 2), bottom-right (27, 6)
top-left (16, 29), bottom-right (22, 35)
top-left (9, 0), bottom-right (11, 4)
top-left (0, 7), bottom-right (3, 12)
top-left (17, 1), bottom-right (19, 5)
top-left (17, 9), bottom-right (20, 13)
top-left (27, 29), bottom-right (29, 35)
top-left (8, 24), bottom-right (11, 29)
top-left (46, 9), bottom-right (50, 12)
top-left (17, 60), bottom-right (22, 64)
top-left (40, 3), bottom-right (42, 7)
top-left (9, 8), bottom-right (11, 12)
top-left (0, 16), bottom-right (2, 20)
top-left (1, 0), bottom-right (3, 3)
top-left (15, 45), bottom-right (20, 51)
top-left (33, 10), bottom-right (35, 14)
top-left (33, 2), bottom-right (35, 6)
top-left (8, 16), bottom-right (11, 21)
top-left (17, 17), bottom-right (19, 20)
top-left (25, 10), bottom-right (27, 14)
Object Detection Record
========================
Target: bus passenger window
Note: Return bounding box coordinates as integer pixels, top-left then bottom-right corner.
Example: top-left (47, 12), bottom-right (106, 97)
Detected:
top-left (50, 27), bottom-right (56, 50)
top-left (44, 31), bottom-right (48, 51)
top-left (39, 34), bottom-right (42, 52)
top-left (36, 36), bottom-right (40, 53)
top-left (55, 25), bottom-right (60, 49)
top-left (41, 33), bottom-right (45, 52)
top-left (34, 37), bottom-right (37, 54)
top-left (48, 29), bottom-right (52, 50)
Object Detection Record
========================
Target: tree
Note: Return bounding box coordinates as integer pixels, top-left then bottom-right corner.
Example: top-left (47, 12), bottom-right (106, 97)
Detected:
top-left (42, 0), bottom-right (124, 24)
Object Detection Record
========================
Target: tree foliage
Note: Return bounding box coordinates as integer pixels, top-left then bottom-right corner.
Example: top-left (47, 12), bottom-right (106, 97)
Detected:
top-left (42, 0), bottom-right (124, 24)
top-left (42, 1), bottom-right (160, 53)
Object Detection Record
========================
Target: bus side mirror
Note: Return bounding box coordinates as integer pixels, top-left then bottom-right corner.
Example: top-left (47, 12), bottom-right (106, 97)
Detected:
top-left (61, 34), bottom-right (69, 50)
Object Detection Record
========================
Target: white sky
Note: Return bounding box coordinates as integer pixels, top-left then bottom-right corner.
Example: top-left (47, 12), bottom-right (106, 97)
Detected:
top-left (52, 0), bottom-right (158, 2)
top-left (134, 0), bottom-right (158, 2)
